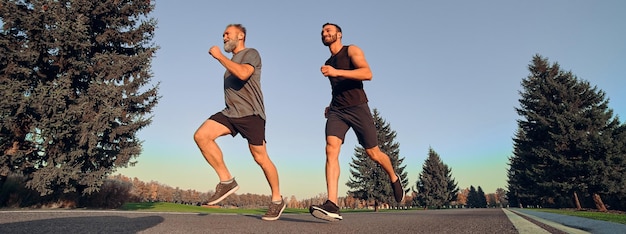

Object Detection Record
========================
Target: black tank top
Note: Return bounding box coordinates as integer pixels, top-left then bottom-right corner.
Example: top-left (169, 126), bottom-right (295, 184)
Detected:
top-left (325, 46), bottom-right (368, 108)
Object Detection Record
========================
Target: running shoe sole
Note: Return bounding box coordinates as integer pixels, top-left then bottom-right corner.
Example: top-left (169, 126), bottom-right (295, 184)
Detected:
top-left (310, 206), bottom-right (343, 221)
top-left (261, 202), bottom-right (286, 221)
top-left (207, 185), bottom-right (239, 205)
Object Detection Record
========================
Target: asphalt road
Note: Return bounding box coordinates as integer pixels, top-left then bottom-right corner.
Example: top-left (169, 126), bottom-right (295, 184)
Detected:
top-left (1, 208), bottom-right (624, 233)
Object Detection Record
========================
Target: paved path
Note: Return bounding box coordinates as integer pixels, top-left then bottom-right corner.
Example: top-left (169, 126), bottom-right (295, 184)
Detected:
top-left (510, 208), bottom-right (626, 234)
top-left (1, 208), bottom-right (624, 233)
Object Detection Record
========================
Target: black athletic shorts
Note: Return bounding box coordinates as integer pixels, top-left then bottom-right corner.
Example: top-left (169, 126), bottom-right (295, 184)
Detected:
top-left (325, 103), bottom-right (378, 149)
top-left (209, 112), bottom-right (266, 146)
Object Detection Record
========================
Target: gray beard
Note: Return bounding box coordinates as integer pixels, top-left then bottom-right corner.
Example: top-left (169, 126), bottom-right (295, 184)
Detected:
top-left (224, 39), bottom-right (237, 53)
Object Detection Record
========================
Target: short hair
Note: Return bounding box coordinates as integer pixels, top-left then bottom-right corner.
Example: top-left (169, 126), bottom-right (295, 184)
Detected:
top-left (226, 24), bottom-right (247, 41)
top-left (322, 22), bottom-right (342, 33)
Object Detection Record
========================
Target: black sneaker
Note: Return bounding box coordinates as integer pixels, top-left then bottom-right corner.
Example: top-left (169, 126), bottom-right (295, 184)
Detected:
top-left (391, 174), bottom-right (404, 203)
top-left (309, 200), bottom-right (342, 221)
top-left (206, 179), bottom-right (239, 205)
top-left (262, 197), bottom-right (286, 221)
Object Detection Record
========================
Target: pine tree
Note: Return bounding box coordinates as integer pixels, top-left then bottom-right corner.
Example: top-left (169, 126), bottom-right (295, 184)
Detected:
top-left (346, 108), bottom-right (408, 211)
top-left (466, 186), bottom-right (478, 208)
top-left (414, 147), bottom-right (459, 209)
top-left (446, 168), bottom-right (459, 206)
top-left (507, 128), bottom-right (541, 208)
top-left (600, 123), bottom-right (626, 211)
top-left (0, 0), bottom-right (159, 199)
top-left (508, 55), bottom-right (623, 209)
top-left (477, 186), bottom-right (487, 208)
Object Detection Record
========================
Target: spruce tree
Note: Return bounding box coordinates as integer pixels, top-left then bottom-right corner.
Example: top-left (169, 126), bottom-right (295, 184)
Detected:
top-left (608, 125), bottom-right (626, 210)
top-left (414, 147), bottom-right (458, 209)
top-left (508, 55), bottom-right (623, 209)
top-left (346, 108), bottom-right (408, 210)
top-left (507, 128), bottom-right (542, 208)
top-left (477, 186), bottom-right (487, 208)
top-left (0, 0), bottom-right (159, 198)
top-left (446, 168), bottom-right (459, 206)
top-left (466, 186), bottom-right (478, 208)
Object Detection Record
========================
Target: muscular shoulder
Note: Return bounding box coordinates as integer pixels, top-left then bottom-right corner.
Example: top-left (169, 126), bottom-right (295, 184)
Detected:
top-left (346, 44), bottom-right (364, 56)
top-left (345, 45), bottom-right (367, 64)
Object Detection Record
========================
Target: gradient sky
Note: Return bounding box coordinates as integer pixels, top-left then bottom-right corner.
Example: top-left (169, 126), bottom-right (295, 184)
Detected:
top-left (116, 0), bottom-right (626, 200)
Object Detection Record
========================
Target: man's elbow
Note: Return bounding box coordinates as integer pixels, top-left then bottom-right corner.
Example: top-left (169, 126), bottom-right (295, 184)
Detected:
top-left (235, 70), bottom-right (254, 81)
top-left (235, 65), bottom-right (255, 81)
top-left (237, 75), bottom-right (251, 81)
top-left (363, 72), bottom-right (373, 81)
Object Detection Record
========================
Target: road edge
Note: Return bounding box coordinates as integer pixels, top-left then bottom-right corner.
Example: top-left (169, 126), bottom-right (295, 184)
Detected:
top-left (504, 208), bottom-right (590, 234)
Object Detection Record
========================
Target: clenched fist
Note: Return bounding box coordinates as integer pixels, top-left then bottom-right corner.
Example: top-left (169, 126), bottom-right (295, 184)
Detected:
top-left (209, 46), bottom-right (223, 59)
top-left (320, 65), bottom-right (338, 77)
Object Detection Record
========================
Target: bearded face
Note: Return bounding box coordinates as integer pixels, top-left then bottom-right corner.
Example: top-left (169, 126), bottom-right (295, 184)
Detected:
top-left (322, 32), bottom-right (337, 46)
top-left (224, 37), bottom-right (238, 53)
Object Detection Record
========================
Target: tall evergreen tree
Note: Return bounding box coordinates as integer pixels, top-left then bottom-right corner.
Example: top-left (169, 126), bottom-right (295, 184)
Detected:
top-left (0, 0), bottom-right (159, 198)
top-left (466, 186), bottom-right (478, 208)
top-left (507, 128), bottom-right (542, 208)
top-left (414, 147), bottom-right (458, 209)
top-left (346, 108), bottom-right (409, 211)
top-left (508, 55), bottom-right (623, 209)
top-left (602, 123), bottom-right (626, 210)
top-left (446, 168), bottom-right (459, 206)
top-left (476, 186), bottom-right (487, 208)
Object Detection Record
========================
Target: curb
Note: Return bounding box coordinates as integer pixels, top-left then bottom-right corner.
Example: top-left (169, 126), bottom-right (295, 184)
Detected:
top-left (503, 208), bottom-right (552, 233)
top-left (507, 208), bottom-right (626, 234)
top-left (505, 208), bottom-right (589, 234)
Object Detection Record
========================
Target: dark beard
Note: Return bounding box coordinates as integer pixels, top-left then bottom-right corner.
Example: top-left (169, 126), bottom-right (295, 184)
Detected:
top-left (322, 34), bottom-right (337, 46)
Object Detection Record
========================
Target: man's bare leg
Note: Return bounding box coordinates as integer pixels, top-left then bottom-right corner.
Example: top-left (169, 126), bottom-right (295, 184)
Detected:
top-left (194, 119), bottom-right (232, 181)
top-left (325, 136), bottom-right (343, 204)
top-left (249, 142), bottom-right (281, 201)
top-left (365, 146), bottom-right (398, 182)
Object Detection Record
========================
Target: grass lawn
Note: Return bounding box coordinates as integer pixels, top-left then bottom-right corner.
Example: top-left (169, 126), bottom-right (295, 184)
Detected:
top-left (533, 208), bottom-right (626, 225)
top-left (119, 202), bottom-right (408, 214)
top-left (119, 202), bottom-right (309, 214)
top-left (120, 202), bottom-right (626, 225)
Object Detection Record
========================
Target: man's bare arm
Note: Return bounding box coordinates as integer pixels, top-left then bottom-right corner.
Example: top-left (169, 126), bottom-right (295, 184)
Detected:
top-left (320, 45), bottom-right (372, 81)
top-left (209, 46), bottom-right (254, 81)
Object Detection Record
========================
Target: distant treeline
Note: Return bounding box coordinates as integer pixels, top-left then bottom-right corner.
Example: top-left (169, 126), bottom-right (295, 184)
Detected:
top-left (0, 173), bottom-right (509, 210)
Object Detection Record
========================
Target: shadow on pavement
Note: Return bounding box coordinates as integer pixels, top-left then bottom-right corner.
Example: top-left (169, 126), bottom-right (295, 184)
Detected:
top-left (0, 215), bottom-right (164, 233)
top-left (242, 214), bottom-right (329, 224)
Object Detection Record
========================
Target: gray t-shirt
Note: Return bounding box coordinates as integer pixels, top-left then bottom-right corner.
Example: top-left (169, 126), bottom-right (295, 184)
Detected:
top-left (221, 48), bottom-right (265, 120)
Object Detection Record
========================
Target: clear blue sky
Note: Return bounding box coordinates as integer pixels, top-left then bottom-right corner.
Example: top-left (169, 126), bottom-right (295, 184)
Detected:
top-left (117, 0), bottom-right (626, 200)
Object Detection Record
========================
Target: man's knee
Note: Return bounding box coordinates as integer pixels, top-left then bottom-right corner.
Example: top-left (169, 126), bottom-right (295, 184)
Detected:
top-left (325, 137), bottom-right (342, 157)
top-left (193, 129), bottom-right (203, 143)
top-left (249, 145), bottom-right (271, 165)
top-left (326, 136), bottom-right (342, 148)
top-left (193, 127), bottom-right (210, 144)
top-left (326, 141), bottom-right (340, 151)
top-left (195, 120), bottom-right (229, 143)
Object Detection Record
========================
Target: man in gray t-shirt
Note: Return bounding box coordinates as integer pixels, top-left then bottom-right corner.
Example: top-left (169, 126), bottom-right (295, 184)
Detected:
top-left (222, 46), bottom-right (265, 120)
top-left (193, 24), bottom-right (285, 221)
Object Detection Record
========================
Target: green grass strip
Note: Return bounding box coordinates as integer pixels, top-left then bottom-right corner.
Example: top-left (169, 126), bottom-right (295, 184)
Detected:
top-left (533, 208), bottom-right (626, 225)
top-left (119, 202), bottom-right (310, 214)
top-left (119, 202), bottom-right (626, 226)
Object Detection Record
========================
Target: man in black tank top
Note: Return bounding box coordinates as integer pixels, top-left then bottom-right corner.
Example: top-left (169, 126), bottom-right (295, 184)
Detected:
top-left (309, 23), bottom-right (405, 222)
